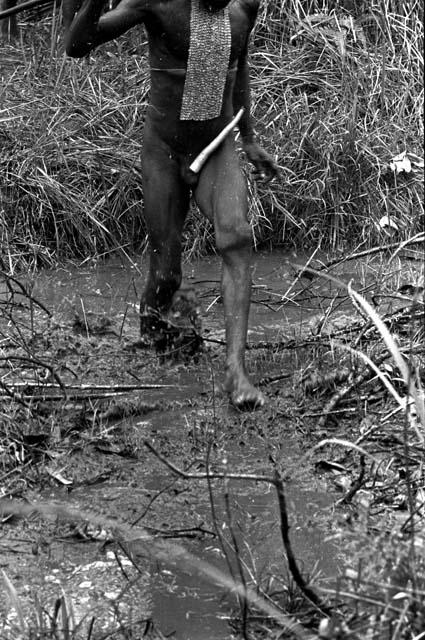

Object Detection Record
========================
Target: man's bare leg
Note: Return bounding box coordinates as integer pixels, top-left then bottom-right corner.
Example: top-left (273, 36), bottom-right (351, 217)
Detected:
top-left (195, 138), bottom-right (264, 408)
top-left (140, 135), bottom-right (190, 325)
top-left (221, 244), bottom-right (264, 407)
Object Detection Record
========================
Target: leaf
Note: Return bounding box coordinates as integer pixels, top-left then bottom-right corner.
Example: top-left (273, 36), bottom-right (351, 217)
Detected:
top-left (379, 215), bottom-right (399, 231)
top-left (389, 151), bottom-right (412, 173)
top-left (392, 592), bottom-right (411, 601)
top-left (46, 467), bottom-right (73, 485)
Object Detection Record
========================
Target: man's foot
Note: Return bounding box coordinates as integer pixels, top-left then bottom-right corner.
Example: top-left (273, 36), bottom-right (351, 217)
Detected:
top-left (140, 289), bottom-right (202, 359)
top-left (140, 307), bottom-right (163, 337)
top-left (225, 369), bottom-right (265, 410)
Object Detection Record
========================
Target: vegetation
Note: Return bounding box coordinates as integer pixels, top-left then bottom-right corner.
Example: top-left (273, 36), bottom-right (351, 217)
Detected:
top-left (253, 0), bottom-right (424, 249)
top-left (0, 0), bottom-right (423, 269)
top-left (0, 1), bottom-right (424, 638)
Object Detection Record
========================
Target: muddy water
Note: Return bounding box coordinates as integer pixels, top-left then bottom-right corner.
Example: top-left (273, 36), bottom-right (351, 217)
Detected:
top-left (136, 407), bottom-right (338, 640)
top-left (31, 251), bottom-right (338, 339)
top-left (2, 252), bottom-right (345, 639)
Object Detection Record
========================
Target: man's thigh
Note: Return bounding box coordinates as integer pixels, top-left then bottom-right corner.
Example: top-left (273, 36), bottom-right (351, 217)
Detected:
top-left (194, 138), bottom-right (251, 251)
top-left (141, 139), bottom-right (190, 244)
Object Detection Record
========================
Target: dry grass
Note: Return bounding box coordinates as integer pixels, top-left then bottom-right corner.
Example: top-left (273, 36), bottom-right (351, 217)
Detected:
top-left (252, 0), bottom-right (424, 249)
top-left (1, 18), bottom-right (149, 268)
top-left (0, 0), bottom-right (423, 269)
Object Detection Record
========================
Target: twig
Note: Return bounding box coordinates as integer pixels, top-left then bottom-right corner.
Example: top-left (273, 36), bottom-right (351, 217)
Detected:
top-left (1, 355), bottom-right (66, 397)
top-left (0, 380), bottom-right (31, 408)
top-left (401, 500), bottom-right (425, 535)
top-left (277, 246), bottom-right (320, 311)
top-left (0, 379), bottom-right (178, 403)
top-left (131, 476), bottom-right (184, 526)
top-left (144, 440), bottom-right (275, 483)
top-left (259, 371), bottom-right (291, 386)
top-left (319, 587), bottom-right (405, 614)
top-left (0, 270), bottom-right (51, 316)
top-left (335, 455), bottom-right (366, 506)
top-left (313, 234), bottom-right (425, 271)
top-left (0, 392), bottom-right (160, 402)
top-left (302, 408), bottom-right (358, 417)
top-left (5, 382), bottom-right (177, 392)
top-left (272, 464), bottom-right (333, 615)
top-left (223, 470), bottom-right (249, 638)
top-left (144, 440), bottom-right (332, 616)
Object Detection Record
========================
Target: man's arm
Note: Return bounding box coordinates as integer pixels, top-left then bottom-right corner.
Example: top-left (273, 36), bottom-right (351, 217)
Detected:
top-left (233, 49), bottom-right (256, 143)
top-left (65, 0), bottom-right (149, 58)
top-left (233, 48), bottom-right (279, 181)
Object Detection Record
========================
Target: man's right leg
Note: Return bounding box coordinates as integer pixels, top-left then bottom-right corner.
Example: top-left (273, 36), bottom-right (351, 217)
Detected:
top-left (140, 138), bottom-right (190, 332)
top-left (194, 138), bottom-right (265, 408)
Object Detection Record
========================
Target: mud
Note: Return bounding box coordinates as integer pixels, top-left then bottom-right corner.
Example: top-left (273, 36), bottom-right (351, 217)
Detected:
top-left (1, 250), bottom-right (422, 639)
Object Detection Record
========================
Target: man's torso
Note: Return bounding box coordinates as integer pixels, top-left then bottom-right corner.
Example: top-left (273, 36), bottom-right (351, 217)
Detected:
top-left (144, 0), bottom-right (258, 70)
top-left (142, 0), bottom-right (259, 154)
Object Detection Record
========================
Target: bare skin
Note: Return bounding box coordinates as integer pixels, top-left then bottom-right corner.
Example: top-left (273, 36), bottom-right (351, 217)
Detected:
top-left (65, 0), bottom-right (278, 408)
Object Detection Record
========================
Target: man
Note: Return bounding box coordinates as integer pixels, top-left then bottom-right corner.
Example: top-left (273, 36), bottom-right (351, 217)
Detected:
top-left (65, 0), bottom-right (278, 408)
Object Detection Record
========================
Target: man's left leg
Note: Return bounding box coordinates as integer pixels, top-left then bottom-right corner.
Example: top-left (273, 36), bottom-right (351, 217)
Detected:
top-left (194, 138), bottom-right (265, 408)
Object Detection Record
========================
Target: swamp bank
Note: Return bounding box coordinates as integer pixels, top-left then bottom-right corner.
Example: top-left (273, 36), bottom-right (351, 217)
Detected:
top-left (0, 247), bottom-right (424, 639)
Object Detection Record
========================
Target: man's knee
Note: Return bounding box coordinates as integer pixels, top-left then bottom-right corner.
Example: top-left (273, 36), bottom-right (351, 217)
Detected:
top-left (215, 219), bottom-right (252, 255)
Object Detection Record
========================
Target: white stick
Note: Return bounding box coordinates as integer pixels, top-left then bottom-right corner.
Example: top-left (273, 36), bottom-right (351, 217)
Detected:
top-left (189, 108), bottom-right (245, 174)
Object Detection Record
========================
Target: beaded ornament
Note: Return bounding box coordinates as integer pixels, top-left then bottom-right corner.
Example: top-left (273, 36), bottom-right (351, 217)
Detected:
top-left (180, 0), bottom-right (232, 121)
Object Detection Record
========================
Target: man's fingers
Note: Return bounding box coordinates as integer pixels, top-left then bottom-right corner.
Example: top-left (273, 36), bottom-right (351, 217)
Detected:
top-left (246, 147), bottom-right (279, 182)
top-left (253, 161), bottom-right (278, 183)
top-left (253, 171), bottom-right (272, 184)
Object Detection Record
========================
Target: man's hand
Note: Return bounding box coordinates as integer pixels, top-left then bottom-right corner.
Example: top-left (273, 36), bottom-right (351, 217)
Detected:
top-left (243, 141), bottom-right (279, 183)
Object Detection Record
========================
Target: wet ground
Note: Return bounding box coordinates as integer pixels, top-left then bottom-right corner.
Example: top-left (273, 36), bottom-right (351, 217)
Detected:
top-left (1, 250), bottom-right (422, 638)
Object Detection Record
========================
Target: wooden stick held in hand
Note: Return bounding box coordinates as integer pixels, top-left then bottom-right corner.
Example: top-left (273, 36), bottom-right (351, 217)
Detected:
top-left (189, 107), bottom-right (245, 174)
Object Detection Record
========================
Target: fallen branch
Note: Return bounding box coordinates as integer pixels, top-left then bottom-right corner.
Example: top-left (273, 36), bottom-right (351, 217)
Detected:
top-left (1, 355), bottom-right (66, 390)
top-left (144, 440), bottom-right (275, 484)
top-left (3, 381), bottom-right (176, 392)
top-left (0, 380), bottom-right (31, 408)
top-left (272, 462), bottom-right (333, 615)
top-left (0, 392), bottom-right (162, 402)
top-left (313, 234), bottom-right (425, 272)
